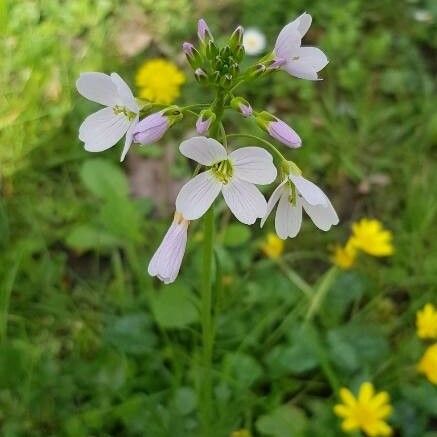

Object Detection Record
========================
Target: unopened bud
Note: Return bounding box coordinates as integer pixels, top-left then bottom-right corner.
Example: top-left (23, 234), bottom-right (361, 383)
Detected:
top-left (256, 111), bottom-right (301, 148)
top-left (231, 97), bottom-right (253, 118)
top-left (229, 25), bottom-right (244, 52)
top-left (197, 18), bottom-right (213, 44)
top-left (194, 68), bottom-right (208, 83)
top-left (195, 109), bottom-right (216, 135)
top-left (182, 42), bottom-right (202, 69)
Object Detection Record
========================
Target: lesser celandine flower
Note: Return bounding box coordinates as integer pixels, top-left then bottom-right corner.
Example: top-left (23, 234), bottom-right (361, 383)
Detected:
top-left (350, 218), bottom-right (394, 257)
top-left (417, 343), bottom-right (437, 384)
top-left (243, 28), bottom-right (266, 56)
top-left (273, 13), bottom-right (328, 80)
top-left (416, 304), bottom-right (437, 339)
top-left (176, 137), bottom-right (277, 225)
top-left (331, 240), bottom-right (357, 270)
top-left (261, 233), bottom-right (284, 259)
top-left (261, 165), bottom-right (338, 239)
top-left (135, 58), bottom-right (186, 105)
top-left (76, 72), bottom-right (139, 161)
top-left (334, 382), bottom-right (393, 437)
top-left (148, 212), bottom-right (189, 284)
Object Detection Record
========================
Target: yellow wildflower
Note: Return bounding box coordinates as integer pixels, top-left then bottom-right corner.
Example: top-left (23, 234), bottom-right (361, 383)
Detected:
top-left (135, 58), bottom-right (185, 104)
top-left (417, 343), bottom-right (437, 384)
top-left (331, 239), bottom-right (357, 270)
top-left (334, 382), bottom-right (393, 437)
top-left (230, 430), bottom-right (252, 437)
top-left (350, 218), bottom-right (394, 257)
top-left (261, 233), bottom-right (284, 259)
top-left (416, 304), bottom-right (437, 339)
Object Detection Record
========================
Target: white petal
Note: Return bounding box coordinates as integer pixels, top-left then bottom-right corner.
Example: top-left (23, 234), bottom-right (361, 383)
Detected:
top-left (76, 72), bottom-right (120, 107)
top-left (295, 12), bottom-right (312, 36)
top-left (274, 26), bottom-right (301, 59)
top-left (229, 147), bottom-right (277, 184)
top-left (298, 47), bottom-right (328, 71)
top-left (284, 47), bottom-right (328, 80)
top-left (120, 115), bottom-right (139, 162)
top-left (301, 198), bottom-right (339, 231)
top-left (283, 63), bottom-right (319, 80)
top-left (79, 107), bottom-right (130, 152)
top-left (110, 73), bottom-right (139, 113)
top-left (176, 171), bottom-right (222, 220)
top-left (275, 190), bottom-right (302, 239)
top-left (290, 175), bottom-right (330, 206)
top-left (260, 180), bottom-right (287, 227)
top-left (179, 136), bottom-right (227, 166)
top-left (222, 178), bottom-right (267, 225)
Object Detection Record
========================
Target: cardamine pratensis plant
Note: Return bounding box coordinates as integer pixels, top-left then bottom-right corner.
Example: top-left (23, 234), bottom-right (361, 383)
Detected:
top-left (76, 13), bottom-right (337, 431)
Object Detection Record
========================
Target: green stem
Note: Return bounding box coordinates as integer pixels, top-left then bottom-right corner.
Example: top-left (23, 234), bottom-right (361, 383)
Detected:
top-left (200, 204), bottom-right (215, 431)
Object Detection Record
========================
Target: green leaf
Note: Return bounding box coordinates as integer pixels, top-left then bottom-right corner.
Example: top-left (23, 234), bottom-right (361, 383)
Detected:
top-left (223, 223), bottom-right (251, 247)
top-left (80, 158), bottom-right (129, 199)
top-left (150, 283), bottom-right (198, 329)
top-left (256, 405), bottom-right (307, 437)
top-left (170, 387), bottom-right (197, 416)
top-left (65, 225), bottom-right (121, 252)
top-left (222, 352), bottom-right (263, 389)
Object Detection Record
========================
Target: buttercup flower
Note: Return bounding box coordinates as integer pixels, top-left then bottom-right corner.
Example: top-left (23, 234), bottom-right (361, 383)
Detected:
top-left (417, 343), bottom-right (437, 384)
top-left (76, 72), bottom-right (139, 161)
top-left (331, 240), bottom-right (357, 270)
top-left (416, 304), bottom-right (437, 339)
top-left (135, 58), bottom-right (185, 105)
top-left (334, 382), bottom-right (393, 437)
top-left (243, 28), bottom-right (266, 56)
top-left (261, 233), bottom-right (284, 259)
top-left (350, 218), bottom-right (394, 257)
top-left (273, 13), bottom-right (328, 80)
top-left (176, 137), bottom-right (277, 225)
top-left (148, 212), bottom-right (189, 284)
top-left (261, 170), bottom-right (339, 239)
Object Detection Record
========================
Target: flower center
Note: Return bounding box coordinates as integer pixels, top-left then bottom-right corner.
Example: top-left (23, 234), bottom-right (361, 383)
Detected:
top-left (113, 105), bottom-right (137, 121)
top-left (211, 159), bottom-right (233, 184)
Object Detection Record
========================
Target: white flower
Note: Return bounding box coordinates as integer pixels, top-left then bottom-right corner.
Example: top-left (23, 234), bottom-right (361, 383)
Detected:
top-left (261, 174), bottom-right (339, 239)
top-left (274, 13), bottom-right (328, 80)
top-left (243, 28), bottom-right (267, 56)
top-left (148, 213), bottom-right (189, 284)
top-left (176, 136), bottom-right (277, 225)
top-left (76, 72), bottom-right (140, 161)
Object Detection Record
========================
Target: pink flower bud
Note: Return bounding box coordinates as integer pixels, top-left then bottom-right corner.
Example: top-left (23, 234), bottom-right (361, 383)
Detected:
top-left (197, 18), bottom-right (213, 43)
top-left (132, 111), bottom-right (169, 145)
top-left (267, 118), bottom-right (301, 148)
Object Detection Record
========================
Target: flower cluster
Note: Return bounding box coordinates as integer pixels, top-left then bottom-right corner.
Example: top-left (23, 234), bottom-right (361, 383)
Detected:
top-left (331, 218), bottom-right (394, 270)
top-left (76, 14), bottom-right (333, 284)
top-left (416, 303), bottom-right (437, 384)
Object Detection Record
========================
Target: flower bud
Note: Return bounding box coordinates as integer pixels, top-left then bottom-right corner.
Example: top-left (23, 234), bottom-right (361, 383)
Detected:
top-left (195, 109), bottom-right (216, 134)
top-left (194, 68), bottom-right (208, 83)
top-left (132, 111), bottom-right (169, 145)
top-left (255, 111), bottom-right (301, 148)
top-left (197, 18), bottom-right (213, 44)
top-left (229, 25), bottom-right (244, 53)
top-left (230, 97), bottom-right (253, 118)
top-left (182, 42), bottom-right (202, 69)
top-left (206, 40), bottom-right (219, 60)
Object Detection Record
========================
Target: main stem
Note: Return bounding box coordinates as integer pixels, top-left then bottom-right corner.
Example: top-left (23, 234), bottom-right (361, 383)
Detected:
top-left (199, 87), bottom-right (225, 432)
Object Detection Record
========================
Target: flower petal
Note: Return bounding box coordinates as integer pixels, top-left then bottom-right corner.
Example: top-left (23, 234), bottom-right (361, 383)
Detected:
top-left (290, 175), bottom-right (329, 206)
top-left (176, 170), bottom-right (222, 220)
top-left (110, 72), bottom-right (139, 113)
top-left (76, 72), bottom-right (120, 107)
top-left (301, 198), bottom-right (339, 231)
top-left (274, 27), bottom-right (301, 59)
top-left (275, 190), bottom-right (302, 239)
top-left (283, 63), bottom-right (319, 80)
top-left (298, 47), bottom-right (329, 71)
top-left (229, 147), bottom-right (277, 184)
top-left (120, 115), bottom-right (139, 162)
top-left (260, 180), bottom-right (287, 227)
top-left (222, 179), bottom-right (267, 225)
top-left (179, 136), bottom-right (227, 166)
top-left (79, 107), bottom-right (130, 152)
top-left (284, 46), bottom-right (328, 80)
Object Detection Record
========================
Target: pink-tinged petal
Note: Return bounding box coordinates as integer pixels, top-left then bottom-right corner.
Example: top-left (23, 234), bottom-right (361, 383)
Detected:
top-left (120, 115), bottom-right (139, 162)
top-left (148, 219), bottom-right (188, 284)
top-left (79, 107), bottom-right (130, 152)
top-left (284, 46), bottom-right (328, 80)
top-left (110, 73), bottom-right (139, 113)
top-left (176, 171), bottom-right (222, 220)
top-left (267, 118), bottom-right (302, 148)
top-left (301, 198), bottom-right (339, 231)
top-left (274, 27), bottom-right (301, 60)
top-left (222, 178), bottom-right (267, 225)
top-left (179, 136), bottom-right (227, 166)
top-left (298, 47), bottom-right (328, 71)
top-left (290, 175), bottom-right (329, 206)
top-left (275, 190), bottom-right (302, 239)
top-left (283, 63), bottom-right (319, 80)
top-left (295, 12), bottom-right (312, 36)
top-left (260, 180), bottom-right (287, 227)
top-left (229, 147), bottom-right (277, 184)
top-left (132, 112), bottom-right (168, 145)
top-left (76, 72), bottom-right (120, 107)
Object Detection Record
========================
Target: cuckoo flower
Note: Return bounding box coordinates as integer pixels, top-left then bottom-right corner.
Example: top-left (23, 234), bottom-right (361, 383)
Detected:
top-left (273, 13), bottom-right (328, 80)
top-left (76, 72), bottom-right (139, 161)
top-left (132, 111), bottom-right (169, 145)
top-left (256, 112), bottom-right (301, 148)
top-left (261, 169), bottom-right (339, 239)
top-left (176, 137), bottom-right (277, 225)
top-left (148, 212), bottom-right (189, 284)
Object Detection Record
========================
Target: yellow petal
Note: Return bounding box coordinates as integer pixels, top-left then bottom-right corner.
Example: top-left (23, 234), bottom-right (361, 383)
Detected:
top-left (333, 404), bottom-right (350, 418)
top-left (358, 382), bottom-right (375, 403)
top-left (339, 388), bottom-right (357, 407)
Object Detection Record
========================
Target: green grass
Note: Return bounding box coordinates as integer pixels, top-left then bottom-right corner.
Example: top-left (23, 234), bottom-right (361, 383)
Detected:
top-left (1, 0), bottom-right (436, 436)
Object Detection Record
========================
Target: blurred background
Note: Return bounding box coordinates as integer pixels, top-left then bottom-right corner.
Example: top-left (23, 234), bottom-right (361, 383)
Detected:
top-left (1, 0), bottom-right (436, 435)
